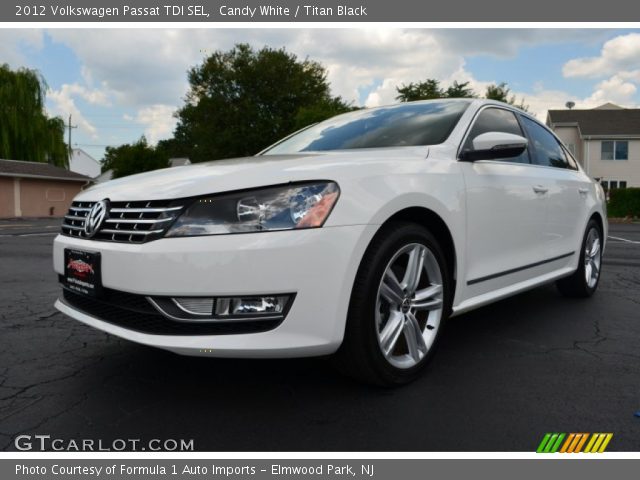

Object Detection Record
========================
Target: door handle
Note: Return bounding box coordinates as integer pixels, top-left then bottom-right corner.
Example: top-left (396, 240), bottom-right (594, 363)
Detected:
top-left (533, 185), bottom-right (548, 194)
top-left (578, 187), bottom-right (589, 195)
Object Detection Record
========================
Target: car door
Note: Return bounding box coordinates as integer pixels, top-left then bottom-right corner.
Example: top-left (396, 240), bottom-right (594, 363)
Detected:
top-left (459, 107), bottom-right (548, 294)
top-left (519, 115), bottom-right (590, 262)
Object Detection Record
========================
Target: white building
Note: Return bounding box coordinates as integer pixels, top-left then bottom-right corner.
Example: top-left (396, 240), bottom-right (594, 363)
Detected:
top-left (169, 158), bottom-right (191, 167)
top-left (69, 148), bottom-right (101, 178)
top-left (547, 104), bottom-right (640, 189)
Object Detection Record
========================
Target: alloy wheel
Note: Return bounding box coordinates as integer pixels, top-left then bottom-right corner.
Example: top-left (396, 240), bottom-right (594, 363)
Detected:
top-left (584, 227), bottom-right (601, 289)
top-left (375, 243), bottom-right (444, 369)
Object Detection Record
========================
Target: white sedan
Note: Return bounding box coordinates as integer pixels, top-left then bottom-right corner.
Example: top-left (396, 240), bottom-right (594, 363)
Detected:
top-left (53, 99), bottom-right (607, 385)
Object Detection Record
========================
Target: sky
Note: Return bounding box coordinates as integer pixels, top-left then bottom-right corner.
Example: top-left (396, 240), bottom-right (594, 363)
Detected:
top-left (2, 28), bottom-right (640, 162)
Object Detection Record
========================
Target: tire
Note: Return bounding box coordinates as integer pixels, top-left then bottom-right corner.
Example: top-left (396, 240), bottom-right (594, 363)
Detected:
top-left (335, 222), bottom-right (451, 386)
top-left (556, 218), bottom-right (603, 298)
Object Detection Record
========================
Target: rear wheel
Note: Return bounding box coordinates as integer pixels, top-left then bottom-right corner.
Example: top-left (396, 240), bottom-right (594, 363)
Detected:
top-left (556, 218), bottom-right (602, 298)
top-left (336, 222), bottom-right (451, 386)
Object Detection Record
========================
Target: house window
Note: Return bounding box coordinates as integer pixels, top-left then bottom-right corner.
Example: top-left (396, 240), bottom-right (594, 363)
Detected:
top-left (601, 140), bottom-right (628, 160)
top-left (601, 180), bottom-right (627, 190)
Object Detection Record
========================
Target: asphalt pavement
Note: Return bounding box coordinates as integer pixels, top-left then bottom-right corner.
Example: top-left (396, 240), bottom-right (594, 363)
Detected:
top-left (0, 220), bottom-right (639, 451)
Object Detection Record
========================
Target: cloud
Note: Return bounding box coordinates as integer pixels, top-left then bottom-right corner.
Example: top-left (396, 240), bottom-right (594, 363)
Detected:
top-left (584, 75), bottom-right (637, 105)
top-left (0, 30), bottom-right (44, 68)
top-left (432, 29), bottom-right (613, 59)
top-left (47, 28), bottom-right (607, 111)
top-left (563, 33), bottom-right (640, 78)
top-left (47, 83), bottom-right (112, 139)
top-left (30, 28), bottom-right (640, 157)
top-left (134, 105), bottom-right (177, 144)
top-left (55, 83), bottom-right (111, 106)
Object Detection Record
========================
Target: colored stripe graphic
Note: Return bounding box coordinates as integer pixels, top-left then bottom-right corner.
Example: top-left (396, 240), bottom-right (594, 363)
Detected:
top-left (538, 433), bottom-right (613, 453)
top-left (536, 433), bottom-right (566, 453)
top-left (574, 433), bottom-right (589, 452)
top-left (559, 433), bottom-right (575, 453)
top-left (584, 433), bottom-right (613, 453)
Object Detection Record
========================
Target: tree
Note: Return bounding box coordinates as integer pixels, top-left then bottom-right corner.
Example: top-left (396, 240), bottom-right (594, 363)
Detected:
top-left (445, 81), bottom-right (475, 98)
top-left (292, 97), bottom-right (359, 132)
top-left (395, 79), bottom-right (443, 102)
top-left (172, 44), bottom-right (353, 162)
top-left (101, 137), bottom-right (169, 179)
top-left (0, 64), bottom-right (68, 167)
top-left (484, 82), bottom-right (529, 111)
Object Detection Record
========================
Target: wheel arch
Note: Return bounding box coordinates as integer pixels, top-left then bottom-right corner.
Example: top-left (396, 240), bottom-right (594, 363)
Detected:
top-left (589, 211), bottom-right (605, 234)
top-left (588, 210), bottom-right (607, 254)
top-left (364, 206), bottom-right (459, 304)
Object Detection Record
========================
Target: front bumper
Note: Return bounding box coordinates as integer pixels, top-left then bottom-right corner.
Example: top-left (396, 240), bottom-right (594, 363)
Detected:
top-left (53, 225), bottom-right (376, 357)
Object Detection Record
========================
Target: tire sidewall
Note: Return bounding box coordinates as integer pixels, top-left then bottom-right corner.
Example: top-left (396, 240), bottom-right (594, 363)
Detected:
top-left (579, 219), bottom-right (603, 296)
top-left (351, 223), bottom-right (451, 384)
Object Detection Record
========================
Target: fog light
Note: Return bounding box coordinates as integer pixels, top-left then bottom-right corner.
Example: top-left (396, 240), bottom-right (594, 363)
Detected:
top-left (148, 294), bottom-right (293, 322)
top-left (215, 295), bottom-right (290, 316)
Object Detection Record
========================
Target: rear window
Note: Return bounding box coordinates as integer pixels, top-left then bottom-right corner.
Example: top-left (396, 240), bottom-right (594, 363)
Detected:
top-left (263, 101), bottom-right (470, 154)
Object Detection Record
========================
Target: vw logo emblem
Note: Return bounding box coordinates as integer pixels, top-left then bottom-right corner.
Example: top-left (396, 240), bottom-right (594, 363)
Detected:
top-left (84, 199), bottom-right (109, 238)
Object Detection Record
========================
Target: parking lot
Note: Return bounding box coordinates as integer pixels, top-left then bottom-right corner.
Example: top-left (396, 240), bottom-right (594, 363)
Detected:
top-left (1, 219), bottom-right (639, 451)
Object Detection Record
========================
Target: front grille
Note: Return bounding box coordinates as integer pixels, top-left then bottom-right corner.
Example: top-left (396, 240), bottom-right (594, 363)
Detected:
top-left (61, 285), bottom-right (283, 336)
top-left (61, 200), bottom-right (184, 244)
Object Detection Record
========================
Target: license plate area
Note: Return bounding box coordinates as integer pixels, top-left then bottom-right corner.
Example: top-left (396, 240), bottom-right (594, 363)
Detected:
top-left (63, 249), bottom-right (102, 297)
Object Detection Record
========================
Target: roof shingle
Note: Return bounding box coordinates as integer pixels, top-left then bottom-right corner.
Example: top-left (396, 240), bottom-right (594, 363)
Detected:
top-left (548, 109), bottom-right (640, 136)
top-left (0, 159), bottom-right (91, 182)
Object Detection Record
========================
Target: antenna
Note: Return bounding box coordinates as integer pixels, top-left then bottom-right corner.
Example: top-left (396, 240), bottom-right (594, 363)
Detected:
top-left (565, 101), bottom-right (575, 110)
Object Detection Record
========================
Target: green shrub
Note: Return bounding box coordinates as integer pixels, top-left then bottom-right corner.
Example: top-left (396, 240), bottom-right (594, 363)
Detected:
top-left (608, 187), bottom-right (640, 217)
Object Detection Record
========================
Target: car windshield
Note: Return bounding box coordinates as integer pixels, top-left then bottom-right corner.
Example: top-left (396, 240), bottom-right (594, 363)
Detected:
top-left (262, 100), bottom-right (471, 155)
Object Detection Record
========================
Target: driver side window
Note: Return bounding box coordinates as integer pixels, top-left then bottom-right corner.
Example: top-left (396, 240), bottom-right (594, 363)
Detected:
top-left (463, 108), bottom-right (530, 164)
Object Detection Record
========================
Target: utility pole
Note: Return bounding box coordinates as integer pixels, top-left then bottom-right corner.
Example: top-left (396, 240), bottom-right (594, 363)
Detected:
top-left (65, 114), bottom-right (77, 166)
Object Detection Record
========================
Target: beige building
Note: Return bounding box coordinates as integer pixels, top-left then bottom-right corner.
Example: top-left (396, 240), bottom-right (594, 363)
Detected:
top-left (547, 103), bottom-right (640, 189)
top-left (0, 159), bottom-right (91, 218)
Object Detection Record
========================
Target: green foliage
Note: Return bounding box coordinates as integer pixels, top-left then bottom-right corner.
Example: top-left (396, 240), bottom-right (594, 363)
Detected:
top-left (484, 82), bottom-right (529, 111)
top-left (395, 79), bottom-right (443, 102)
top-left (101, 137), bottom-right (169, 179)
top-left (396, 78), bottom-right (528, 111)
top-left (292, 97), bottom-right (358, 132)
top-left (445, 81), bottom-right (475, 99)
top-left (0, 64), bottom-right (68, 167)
top-left (172, 44), bottom-right (353, 162)
top-left (608, 188), bottom-right (640, 218)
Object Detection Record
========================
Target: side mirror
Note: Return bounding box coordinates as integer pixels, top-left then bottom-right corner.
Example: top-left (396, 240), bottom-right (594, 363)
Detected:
top-left (460, 132), bottom-right (528, 161)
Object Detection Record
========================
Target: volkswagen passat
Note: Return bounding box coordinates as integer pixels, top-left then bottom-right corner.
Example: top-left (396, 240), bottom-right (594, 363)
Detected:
top-left (54, 99), bottom-right (607, 385)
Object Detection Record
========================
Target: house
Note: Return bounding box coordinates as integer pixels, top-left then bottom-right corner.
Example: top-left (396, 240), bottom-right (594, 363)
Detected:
top-left (94, 169), bottom-right (114, 184)
top-left (169, 157), bottom-right (191, 167)
top-left (69, 148), bottom-right (101, 178)
top-left (547, 104), bottom-right (640, 189)
top-left (0, 159), bottom-right (91, 218)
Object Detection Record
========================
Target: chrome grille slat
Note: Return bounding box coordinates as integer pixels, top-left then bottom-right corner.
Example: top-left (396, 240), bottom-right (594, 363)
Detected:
top-left (99, 228), bottom-right (165, 236)
top-left (64, 215), bottom-right (87, 222)
top-left (61, 199), bottom-right (183, 244)
top-left (104, 217), bottom-right (174, 224)
top-left (110, 206), bottom-right (183, 213)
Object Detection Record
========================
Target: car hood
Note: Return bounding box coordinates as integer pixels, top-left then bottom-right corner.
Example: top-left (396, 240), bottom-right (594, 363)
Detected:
top-left (76, 148), bottom-right (429, 201)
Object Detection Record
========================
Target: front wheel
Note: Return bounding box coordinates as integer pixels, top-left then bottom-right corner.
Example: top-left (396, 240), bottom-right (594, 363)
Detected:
top-left (556, 218), bottom-right (603, 298)
top-left (336, 222), bottom-right (451, 386)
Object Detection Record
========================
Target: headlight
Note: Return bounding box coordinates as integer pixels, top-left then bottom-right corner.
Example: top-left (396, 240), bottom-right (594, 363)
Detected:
top-left (165, 181), bottom-right (339, 237)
